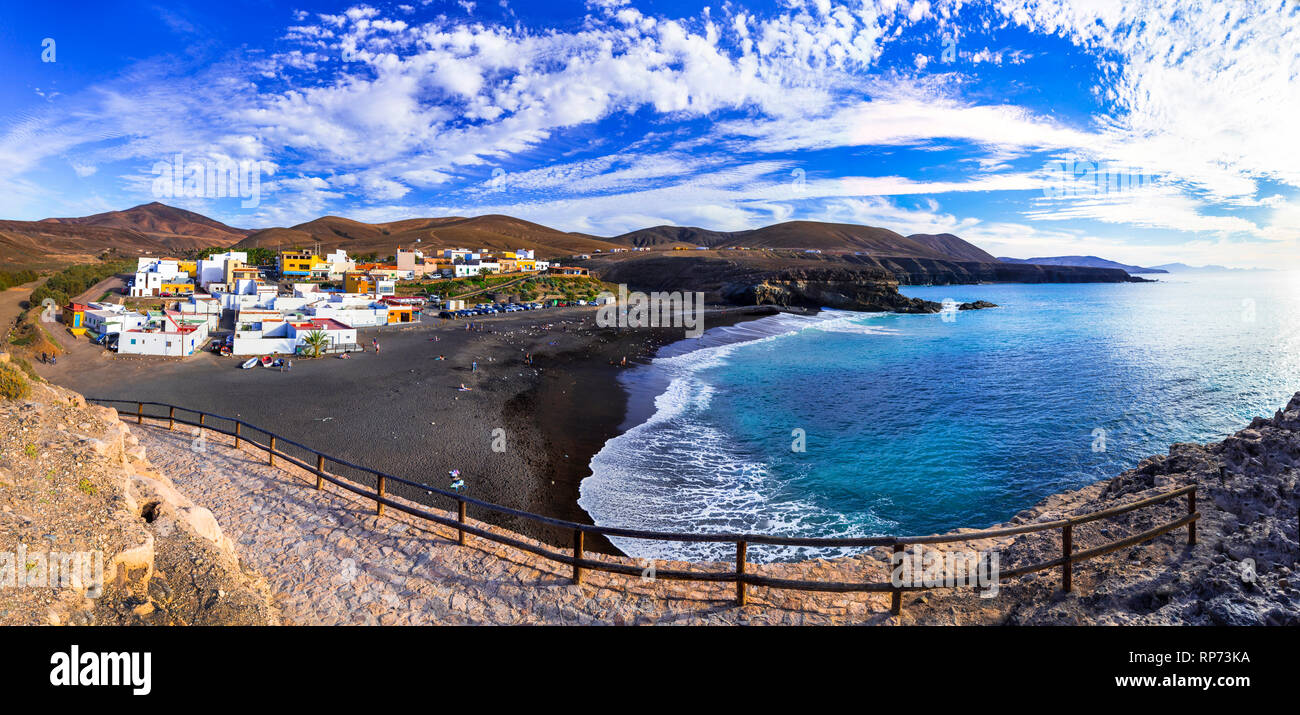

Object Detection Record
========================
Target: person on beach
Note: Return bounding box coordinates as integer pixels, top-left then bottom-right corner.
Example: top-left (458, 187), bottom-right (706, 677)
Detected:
top-left (472, 361), bottom-right (477, 372)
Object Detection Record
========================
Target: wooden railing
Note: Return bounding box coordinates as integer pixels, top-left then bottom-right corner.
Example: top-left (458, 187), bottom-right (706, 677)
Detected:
top-left (91, 398), bottom-right (1200, 616)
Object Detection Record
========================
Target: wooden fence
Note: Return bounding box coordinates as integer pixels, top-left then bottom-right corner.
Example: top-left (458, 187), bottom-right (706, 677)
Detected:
top-left (91, 398), bottom-right (1200, 615)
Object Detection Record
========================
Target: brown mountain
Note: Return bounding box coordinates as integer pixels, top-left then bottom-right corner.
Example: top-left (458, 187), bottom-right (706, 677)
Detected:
top-left (609, 220), bottom-right (992, 260)
top-left (235, 214), bottom-right (622, 260)
top-left (1, 203), bottom-right (248, 270)
top-left (905, 233), bottom-right (999, 262)
top-left (40, 202), bottom-right (250, 245)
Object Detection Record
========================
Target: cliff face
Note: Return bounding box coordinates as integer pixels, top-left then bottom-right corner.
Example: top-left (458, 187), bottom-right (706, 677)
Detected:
top-left (585, 250), bottom-right (1142, 312)
top-left (0, 356), bottom-right (278, 625)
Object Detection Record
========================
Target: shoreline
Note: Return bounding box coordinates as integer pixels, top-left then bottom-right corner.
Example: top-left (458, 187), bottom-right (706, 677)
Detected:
top-left (37, 304), bottom-right (784, 556)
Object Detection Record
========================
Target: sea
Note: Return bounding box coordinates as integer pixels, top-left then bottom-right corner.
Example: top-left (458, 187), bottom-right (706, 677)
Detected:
top-left (578, 270), bottom-right (1300, 562)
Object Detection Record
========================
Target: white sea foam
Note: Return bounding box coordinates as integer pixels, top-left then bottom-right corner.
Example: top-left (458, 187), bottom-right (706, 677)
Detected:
top-left (579, 309), bottom-right (893, 562)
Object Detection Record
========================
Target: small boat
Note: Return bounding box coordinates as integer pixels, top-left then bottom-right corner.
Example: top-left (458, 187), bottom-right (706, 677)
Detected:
top-left (259, 356), bottom-right (274, 368)
top-left (240, 358), bottom-right (258, 370)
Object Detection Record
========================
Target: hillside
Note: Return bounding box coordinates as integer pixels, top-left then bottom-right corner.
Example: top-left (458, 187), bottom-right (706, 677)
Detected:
top-left (999, 255), bottom-right (1167, 274)
top-left (0, 203), bottom-right (245, 269)
top-left (580, 249), bottom-right (1144, 312)
top-left (41, 202), bottom-right (250, 244)
top-left (907, 233), bottom-right (998, 262)
top-left (236, 214), bottom-right (622, 260)
top-left (608, 220), bottom-right (988, 259)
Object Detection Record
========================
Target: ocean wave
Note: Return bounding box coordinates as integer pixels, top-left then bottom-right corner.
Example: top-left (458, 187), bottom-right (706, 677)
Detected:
top-left (580, 308), bottom-right (893, 562)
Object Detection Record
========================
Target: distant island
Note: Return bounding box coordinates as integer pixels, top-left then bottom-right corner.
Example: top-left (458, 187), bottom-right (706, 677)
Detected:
top-left (1147, 262), bottom-right (1265, 273)
top-left (998, 255), bottom-right (1168, 274)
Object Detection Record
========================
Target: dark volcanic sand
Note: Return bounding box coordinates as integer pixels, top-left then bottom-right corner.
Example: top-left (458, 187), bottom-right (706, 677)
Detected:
top-left (43, 305), bottom-right (777, 554)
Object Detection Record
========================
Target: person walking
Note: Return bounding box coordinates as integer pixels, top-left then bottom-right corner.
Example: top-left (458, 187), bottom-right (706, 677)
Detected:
top-left (472, 360), bottom-right (477, 372)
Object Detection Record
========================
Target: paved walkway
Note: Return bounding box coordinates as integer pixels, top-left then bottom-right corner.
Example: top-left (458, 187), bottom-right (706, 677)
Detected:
top-left (134, 420), bottom-right (902, 624)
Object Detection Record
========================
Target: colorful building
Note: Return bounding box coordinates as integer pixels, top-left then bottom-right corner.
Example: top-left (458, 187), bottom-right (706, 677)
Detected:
top-left (277, 250), bottom-right (327, 277)
top-left (62, 303), bottom-right (88, 335)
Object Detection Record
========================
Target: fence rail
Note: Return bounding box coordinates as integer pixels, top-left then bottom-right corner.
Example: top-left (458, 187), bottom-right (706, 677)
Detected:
top-left (91, 398), bottom-right (1200, 615)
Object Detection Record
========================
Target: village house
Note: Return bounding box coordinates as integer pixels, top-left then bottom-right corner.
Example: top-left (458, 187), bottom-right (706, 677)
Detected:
top-left (83, 303), bottom-right (147, 340)
top-left (61, 303), bottom-right (88, 335)
top-left (130, 258), bottom-right (196, 297)
top-left (277, 249), bottom-right (329, 278)
top-left (195, 251), bottom-right (248, 289)
top-left (116, 311), bottom-right (210, 357)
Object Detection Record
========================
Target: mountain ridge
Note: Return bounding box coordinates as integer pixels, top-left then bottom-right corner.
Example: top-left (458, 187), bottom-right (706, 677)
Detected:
top-left (998, 255), bottom-right (1167, 274)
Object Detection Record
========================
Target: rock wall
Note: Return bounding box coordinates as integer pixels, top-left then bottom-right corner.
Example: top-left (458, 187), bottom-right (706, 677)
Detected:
top-left (0, 356), bottom-right (278, 625)
top-left (585, 250), bottom-right (1142, 312)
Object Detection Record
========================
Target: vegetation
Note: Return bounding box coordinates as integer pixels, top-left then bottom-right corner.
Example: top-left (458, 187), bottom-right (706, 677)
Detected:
top-left (28, 259), bottom-right (134, 309)
top-left (301, 330), bottom-right (329, 358)
top-left (0, 269), bottom-right (39, 291)
top-left (194, 246), bottom-right (276, 266)
top-left (0, 363), bottom-right (31, 401)
top-left (77, 478), bottom-right (98, 496)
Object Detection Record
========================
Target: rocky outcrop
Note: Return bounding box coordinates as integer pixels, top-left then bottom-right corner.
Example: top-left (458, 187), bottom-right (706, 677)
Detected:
top-left (0, 378), bottom-right (278, 625)
top-left (901, 393), bottom-right (1300, 625)
top-left (584, 250), bottom-right (1140, 313)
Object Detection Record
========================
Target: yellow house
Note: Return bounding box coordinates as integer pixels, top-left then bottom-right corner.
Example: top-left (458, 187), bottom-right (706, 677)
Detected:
top-left (516, 259), bottom-right (537, 272)
top-left (175, 260), bottom-right (198, 276)
top-left (278, 250), bottom-right (326, 277)
top-left (160, 282), bottom-right (194, 296)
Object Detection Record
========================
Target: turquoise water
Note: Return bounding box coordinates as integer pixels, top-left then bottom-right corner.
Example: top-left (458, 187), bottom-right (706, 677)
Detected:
top-left (579, 271), bottom-right (1300, 562)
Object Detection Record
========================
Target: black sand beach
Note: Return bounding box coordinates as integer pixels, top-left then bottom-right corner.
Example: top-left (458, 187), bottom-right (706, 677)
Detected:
top-left (41, 304), bottom-right (778, 554)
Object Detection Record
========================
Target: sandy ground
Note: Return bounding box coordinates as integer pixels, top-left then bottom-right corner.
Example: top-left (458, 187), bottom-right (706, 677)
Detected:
top-left (44, 305), bottom-right (775, 553)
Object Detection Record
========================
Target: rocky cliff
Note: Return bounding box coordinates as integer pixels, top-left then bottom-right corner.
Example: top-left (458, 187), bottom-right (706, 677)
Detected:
top-left (583, 250), bottom-right (1142, 312)
top-left (0, 354), bottom-right (278, 625)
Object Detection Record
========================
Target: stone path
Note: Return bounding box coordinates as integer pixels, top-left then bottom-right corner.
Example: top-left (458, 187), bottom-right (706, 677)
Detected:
top-left (134, 420), bottom-right (903, 624)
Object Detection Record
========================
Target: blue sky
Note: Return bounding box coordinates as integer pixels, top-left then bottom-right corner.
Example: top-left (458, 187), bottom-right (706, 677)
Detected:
top-left (3, 0), bottom-right (1299, 267)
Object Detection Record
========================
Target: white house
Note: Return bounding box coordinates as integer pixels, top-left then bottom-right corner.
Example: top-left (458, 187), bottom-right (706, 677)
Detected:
top-left (177, 295), bottom-right (223, 331)
top-left (117, 312), bottom-right (210, 357)
top-left (230, 317), bottom-right (356, 355)
top-left (453, 260), bottom-right (500, 277)
top-left (84, 305), bottom-right (147, 339)
top-left (195, 251), bottom-right (248, 289)
top-left (130, 259), bottom-right (192, 297)
top-left (322, 250), bottom-right (355, 280)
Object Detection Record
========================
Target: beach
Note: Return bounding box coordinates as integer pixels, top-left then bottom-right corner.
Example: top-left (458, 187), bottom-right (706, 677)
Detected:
top-left (40, 304), bottom-right (778, 554)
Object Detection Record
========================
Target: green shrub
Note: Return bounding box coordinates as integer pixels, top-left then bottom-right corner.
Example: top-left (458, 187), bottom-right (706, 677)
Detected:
top-left (0, 363), bottom-right (31, 400)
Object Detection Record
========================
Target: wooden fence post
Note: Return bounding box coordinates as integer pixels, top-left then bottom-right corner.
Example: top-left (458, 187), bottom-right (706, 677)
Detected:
top-left (315, 454), bottom-right (324, 490)
top-left (1062, 523), bottom-right (1073, 592)
top-left (735, 540), bottom-right (748, 606)
top-left (890, 543), bottom-right (903, 616)
top-left (376, 475), bottom-right (386, 517)
top-left (573, 529), bottom-right (584, 585)
top-left (168, 406), bottom-right (175, 431)
top-left (137, 402), bottom-right (143, 425)
top-left (268, 436), bottom-right (276, 467)
top-left (1188, 488), bottom-right (1197, 546)
top-left (234, 422), bottom-right (241, 448)
top-left (457, 500), bottom-right (467, 545)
